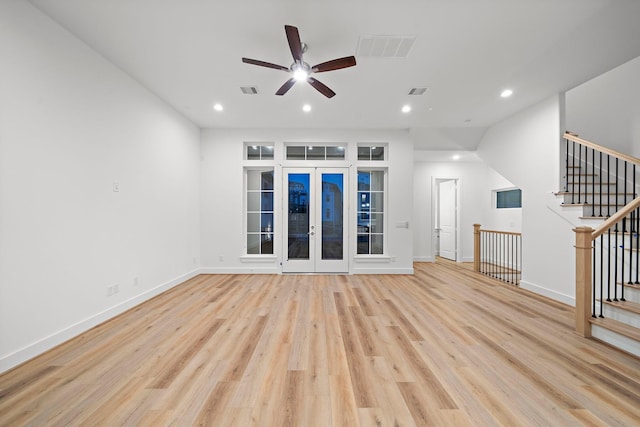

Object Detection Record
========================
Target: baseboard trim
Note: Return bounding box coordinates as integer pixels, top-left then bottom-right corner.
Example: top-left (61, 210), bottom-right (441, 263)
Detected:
top-left (413, 256), bottom-right (434, 262)
top-left (200, 267), bottom-right (279, 274)
top-left (520, 280), bottom-right (575, 306)
top-left (0, 269), bottom-right (200, 374)
top-left (353, 267), bottom-right (414, 275)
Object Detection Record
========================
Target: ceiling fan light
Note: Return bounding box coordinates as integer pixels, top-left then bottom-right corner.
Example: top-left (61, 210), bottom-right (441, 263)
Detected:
top-left (293, 68), bottom-right (309, 81)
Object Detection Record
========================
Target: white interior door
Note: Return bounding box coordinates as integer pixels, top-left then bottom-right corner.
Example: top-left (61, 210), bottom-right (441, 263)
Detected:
top-left (283, 168), bottom-right (348, 273)
top-left (438, 179), bottom-right (457, 261)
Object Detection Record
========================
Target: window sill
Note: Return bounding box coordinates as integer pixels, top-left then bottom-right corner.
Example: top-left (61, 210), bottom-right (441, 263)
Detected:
top-left (240, 255), bottom-right (278, 263)
top-left (353, 255), bottom-right (391, 263)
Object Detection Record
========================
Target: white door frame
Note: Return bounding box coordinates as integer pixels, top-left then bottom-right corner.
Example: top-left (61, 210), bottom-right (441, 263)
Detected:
top-left (282, 167), bottom-right (349, 273)
top-left (432, 177), bottom-right (461, 262)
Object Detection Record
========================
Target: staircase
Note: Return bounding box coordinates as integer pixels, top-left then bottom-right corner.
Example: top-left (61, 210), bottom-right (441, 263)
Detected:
top-left (563, 132), bottom-right (640, 357)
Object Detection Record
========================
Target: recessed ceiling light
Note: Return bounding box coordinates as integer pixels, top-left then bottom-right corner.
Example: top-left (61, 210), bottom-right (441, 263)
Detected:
top-left (213, 103), bottom-right (223, 111)
top-left (302, 104), bottom-right (311, 112)
top-left (401, 105), bottom-right (412, 113)
top-left (500, 89), bottom-right (513, 98)
top-left (452, 154), bottom-right (461, 160)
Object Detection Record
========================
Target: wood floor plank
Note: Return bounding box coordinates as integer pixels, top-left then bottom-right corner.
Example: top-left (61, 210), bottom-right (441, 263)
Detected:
top-left (368, 355), bottom-right (416, 427)
top-left (386, 325), bottom-right (458, 410)
top-left (329, 374), bottom-right (359, 427)
top-left (194, 380), bottom-right (237, 426)
top-left (2, 262), bottom-right (640, 426)
top-left (334, 291), bottom-right (378, 408)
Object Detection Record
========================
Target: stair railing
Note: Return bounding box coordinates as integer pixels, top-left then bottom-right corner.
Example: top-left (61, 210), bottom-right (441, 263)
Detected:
top-left (574, 196), bottom-right (640, 337)
top-left (473, 224), bottom-right (522, 285)
top-left (564, 131), bottom-right (639, 217)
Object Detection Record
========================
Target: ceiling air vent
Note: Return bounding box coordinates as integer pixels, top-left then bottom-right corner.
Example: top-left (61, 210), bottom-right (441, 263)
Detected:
top-left (408, 87), bottom-right (428, 95)
top-left (240, 86), bottom-right (259, 95)
top-left (356, 35), bottom-right (416, 58)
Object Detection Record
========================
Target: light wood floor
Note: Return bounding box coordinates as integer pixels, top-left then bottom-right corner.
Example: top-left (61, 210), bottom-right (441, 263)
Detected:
top-left (2, 261), bottom-right (640, 426)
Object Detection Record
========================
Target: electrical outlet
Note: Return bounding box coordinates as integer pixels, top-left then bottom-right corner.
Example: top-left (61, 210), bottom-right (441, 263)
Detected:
top-left (133, 277), bottom-right (139, 286)
top-left (219, 255), bottom-right (224, 262)
top-left (106, 286), bottom-right (113, 296)
top-left (114, 284), bottom-right (119, 294)
top-left (112, 182), bottom-right (120, 192)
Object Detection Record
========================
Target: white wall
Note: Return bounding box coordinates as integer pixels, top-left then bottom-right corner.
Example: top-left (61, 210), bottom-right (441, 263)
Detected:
top-left (0, 0), bottom-right (201, 372)
top-left (484, 169), bottom-right (522, 233)
top-left (200, 128), bottom-right (414, 274)
top-left (413, 161), bottom-right (490, 262)
top-left (477, 95), bottom-right (576, 304)
top-left (566, 55), bottom-right (640, 158)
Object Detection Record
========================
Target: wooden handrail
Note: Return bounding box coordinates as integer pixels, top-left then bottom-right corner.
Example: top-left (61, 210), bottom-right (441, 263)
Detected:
top-left (567, 131), bottom-right (639, 338)
top-left (564, 131), bottom-right (640, 167)
top-left (592, 195), bottom-right (640, 240)
top-left (478, 229), bottom-right (522, 236)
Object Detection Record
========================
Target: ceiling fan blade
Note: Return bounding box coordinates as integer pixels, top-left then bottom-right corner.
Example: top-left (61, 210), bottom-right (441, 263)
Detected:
top-left (312, 56), bottom-right (357, 73)
top-left (285, 25), bottom-right (304, 63)
top-left (276, 78), bottom-right (296, 96)
top-left (307, 77), bottom-right (336, 98)
top-left (242, 57), bottom-right (289, 71)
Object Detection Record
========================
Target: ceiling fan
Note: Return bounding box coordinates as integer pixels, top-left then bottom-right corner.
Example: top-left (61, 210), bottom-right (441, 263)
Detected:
top-left (242, 25), bottom-right (356, 98)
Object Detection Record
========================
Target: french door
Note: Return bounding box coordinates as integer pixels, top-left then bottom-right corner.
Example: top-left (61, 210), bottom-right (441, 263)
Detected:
top-left (283, 167), bottom-right (348, 273)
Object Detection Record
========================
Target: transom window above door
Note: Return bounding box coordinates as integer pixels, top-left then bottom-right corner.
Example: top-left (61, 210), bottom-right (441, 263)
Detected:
top-left (285, 145), bottom-right (346, 160)
top-left (245, 143), bottom-right (274, 160)
top-left (357, 145), bottom-right (386, 161)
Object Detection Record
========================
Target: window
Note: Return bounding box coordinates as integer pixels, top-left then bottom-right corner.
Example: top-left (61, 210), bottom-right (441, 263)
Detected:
top-left (357, 145), bottom-right (385, 161)
top-left (357, 170), bottom-right (385, 254)
top-left (285, 145), bottom-right (345, 160)
top-left (246, 169), bottom-right (274, 254)
top-left (496, 189), bottom-right (522, 209)
top-left (246, 144), bottom-right (274, 160)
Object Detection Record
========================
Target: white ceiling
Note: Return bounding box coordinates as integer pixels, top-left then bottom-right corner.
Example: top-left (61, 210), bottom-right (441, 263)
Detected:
top-left (28, 0), bottom-right (640, 150)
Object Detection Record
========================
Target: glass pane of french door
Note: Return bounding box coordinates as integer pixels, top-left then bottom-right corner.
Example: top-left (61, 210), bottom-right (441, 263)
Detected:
top-left (287, 173), bottom-right (310, 260)
top-left (321, 173), bottom-right (343, 260)
top-left (283, 168), bottom-right (348, 273)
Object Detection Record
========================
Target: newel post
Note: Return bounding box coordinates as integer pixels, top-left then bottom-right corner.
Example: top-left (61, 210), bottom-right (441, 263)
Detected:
top-left (574, 226), bottom-right (593, 337)
top-left (473, 224), bottom-right (481, 273)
